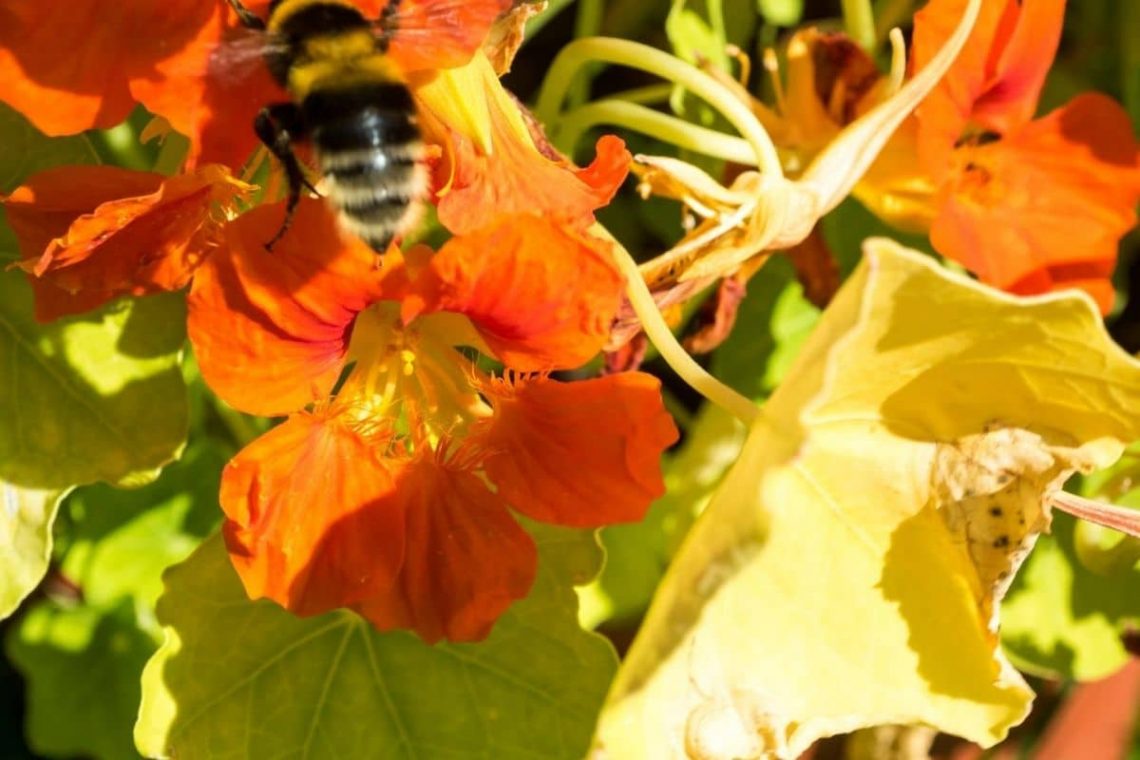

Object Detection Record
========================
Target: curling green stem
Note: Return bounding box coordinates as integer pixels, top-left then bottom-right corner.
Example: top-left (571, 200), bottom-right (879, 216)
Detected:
top-left (535, 37), bottom-right (782, 178)
top-left (603, 229), bottom-right (760, 428)
top-left (525, 0), bottom-right (576, 38)
top-left (558, 100), bottom-right (758, 165)
top-left (568, 0), bottom-right (606, 108)
top-left (841, 0), bottom-right (877, 51)
top-left (607, 83), bottom-right (675, 105)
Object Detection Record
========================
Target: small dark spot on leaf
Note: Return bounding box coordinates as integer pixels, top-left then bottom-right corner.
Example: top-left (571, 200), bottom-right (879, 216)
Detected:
top-left (989, 505), bottom-right (1003, 517)
top-left (992, 535), bottom-right (1010, 549)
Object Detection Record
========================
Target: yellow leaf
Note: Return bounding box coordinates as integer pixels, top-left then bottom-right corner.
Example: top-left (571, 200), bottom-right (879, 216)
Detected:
top-left (594, 239), bottom-right (1140, 759)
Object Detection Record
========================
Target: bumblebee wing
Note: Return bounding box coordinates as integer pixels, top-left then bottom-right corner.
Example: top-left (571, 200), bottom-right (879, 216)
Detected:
top-left (380, 0), bottom-right (511, 72)
top-left (198, 27), bottom-right (285, 78)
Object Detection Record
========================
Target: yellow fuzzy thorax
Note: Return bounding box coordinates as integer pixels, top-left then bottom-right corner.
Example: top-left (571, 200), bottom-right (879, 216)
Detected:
top-left (287, 53), bottom-right (405, 100)
top-left (266, 0), bottom-right (358, 32)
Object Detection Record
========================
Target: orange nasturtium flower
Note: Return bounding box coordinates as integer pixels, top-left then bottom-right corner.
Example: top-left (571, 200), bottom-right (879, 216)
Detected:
top-left (872, 0), bottom-right (1140, 312)
top-left (189, 200), bottom-right (678, 642)
top-left (2, 164), bottom-right (250, 321)
top-left (1, 1), bottom-right (626, 318)
top-left (1, 1), bottom-right (674, 641)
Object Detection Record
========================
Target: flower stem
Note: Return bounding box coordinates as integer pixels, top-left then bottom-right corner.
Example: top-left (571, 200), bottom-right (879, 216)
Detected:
top-left (602, 229), bottom-right (760, 428)
top-left (567, 0), bottom-right (606, 108)
top-left (1049, 491), bottom-right (1140, 539)
top-left (841, 0), bottom-right (877, 51)
top-left (558, 100), bottom-right (758, 165)
top-left (525, 0), bottom-right (576, 38)
top-left (873, 0), bottom-right (917, 43)
top-left (535, 37), bottom-right (782, 178)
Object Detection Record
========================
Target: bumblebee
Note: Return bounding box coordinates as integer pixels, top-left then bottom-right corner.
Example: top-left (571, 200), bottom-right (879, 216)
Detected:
top-left (228, 0), bottom-right (430, 252)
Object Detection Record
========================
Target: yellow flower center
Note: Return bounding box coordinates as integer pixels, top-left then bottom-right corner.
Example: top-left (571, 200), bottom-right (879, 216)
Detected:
top-left (338, 302), bottom-right (492, 454)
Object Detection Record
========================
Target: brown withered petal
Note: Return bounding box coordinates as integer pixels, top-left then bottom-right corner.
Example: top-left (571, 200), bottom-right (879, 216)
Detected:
top-left (682, 276), bottom-right (748, 355)
top-left (483, 0), bottom-right (548, 75)
top-left (785, 225), bottom-right (841, 309)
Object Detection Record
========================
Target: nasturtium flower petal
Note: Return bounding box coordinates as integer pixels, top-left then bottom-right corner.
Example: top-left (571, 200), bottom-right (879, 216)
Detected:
top-left (913, 0), bottom-right (1064, 176)
top-left (930, 94), bottom-right (1140, 313)
top-left (420, 51), bottom-right (631, 234)
top-left (478, 374), bottom-right (678, 527)
top-left (137, 0), bottom-right (282, 170)
top-left (405, 213), bottom-right (624, 372)
top-left (4, 164), bottom-right (247, 322)
top-left (354, 454), bottom-right (537, 643)
top-left (3, 165), bottom-right (164, 258)
top-left (0, 1), bottom-right (165, 134)
top-left (387, 0), bottom-right (513, 72)
top-left (220, 412), bottom-right (406, 618)
top-left (187, 199), bottom-right (389, 417)
top-left (0, 0), bottom-right (274, 168)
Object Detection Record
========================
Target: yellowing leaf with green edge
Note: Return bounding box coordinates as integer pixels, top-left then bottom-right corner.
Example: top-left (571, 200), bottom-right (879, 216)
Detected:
top-left (594, 239), bottom-right (1140, 759)
top-left (137, 526), bottom-right (617, 759)
top-left (0, 483), bottom-right (68, 619)
top-left (0, 271), bottom-right (188, 489)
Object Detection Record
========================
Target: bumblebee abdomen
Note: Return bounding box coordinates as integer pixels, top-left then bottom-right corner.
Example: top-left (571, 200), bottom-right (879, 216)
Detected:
top-left (301, 81), bottom-right (424, 252)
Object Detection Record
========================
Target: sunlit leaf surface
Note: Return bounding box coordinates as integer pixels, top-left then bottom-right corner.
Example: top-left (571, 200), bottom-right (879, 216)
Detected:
top-left (137, 526), bottom-right (617, 759)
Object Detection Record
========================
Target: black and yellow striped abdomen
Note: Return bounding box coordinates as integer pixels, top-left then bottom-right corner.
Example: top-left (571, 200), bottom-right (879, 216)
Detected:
top-left (258, 0), bottom-right (425, 252)
top-left (301, 82), bottom-right (425, 251)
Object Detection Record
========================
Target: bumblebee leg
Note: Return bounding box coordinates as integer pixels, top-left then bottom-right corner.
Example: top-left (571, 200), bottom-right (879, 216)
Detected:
top-left (254, 103), bottom-right (318, 250)
top-left (375, 0), bottom-right (403, 50)
top-left (226, 0), bottom-right (266, 30)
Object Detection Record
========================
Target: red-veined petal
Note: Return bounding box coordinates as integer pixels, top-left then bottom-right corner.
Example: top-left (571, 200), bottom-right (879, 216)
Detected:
top-left (138, 1), bottom-right (282, 170)
top-left (0, 0), bottom-right (221, 134)
top-left (404, 214), bottom-right (624, 371)
top-left (912, 0), bottom-right (1063, 178)
top-left (187, 199), bottom-right (391, 416)
top-left (4, 164), bottom-right (248, 322)
top-left (387, 0), bottom-right (512, 72)
top-left (221, 411), bottom-right (406, 617)
top-left (354, 452), bottom-right (536, 643)
top-left (477, 373), bottom-right (678, 527)
top-left (416, 51), bottom-right (631, 234)
top-left (930, 94), bottom-right (1140, 313)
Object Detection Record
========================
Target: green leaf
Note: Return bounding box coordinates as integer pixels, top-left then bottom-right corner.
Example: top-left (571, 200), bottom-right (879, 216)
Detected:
top-left (666, 4), bottom-right (728, 69)
top-left (0, 102), bottom-right (99, 194)
top-left (1001, 512), bottom-right (1140, 682)
top-left (0, 102), bottom-right (100, 260)
top-left (0, 484), bottom-right (68, 619)
top-left (7, 600), bottom-right (156, 760)
top-left (0, 270), bottom-right (188, 489)
top-left (712, 255), bottom-right (821, 401)
top-left (6, 443), bottom-right (224, 759)
top-left (60, 444), bottom-right (224, 612)
top-left (137, 527), bottom-right (617, 759)
top-left (1000, 446), bottom-right (1140, 682)
top-left (757, 0), bottom-right (804, 26)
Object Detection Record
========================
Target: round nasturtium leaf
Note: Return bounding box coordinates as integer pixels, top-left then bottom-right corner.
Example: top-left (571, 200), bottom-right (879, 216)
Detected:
top-left (137, 526), bottom-right (617, 759)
